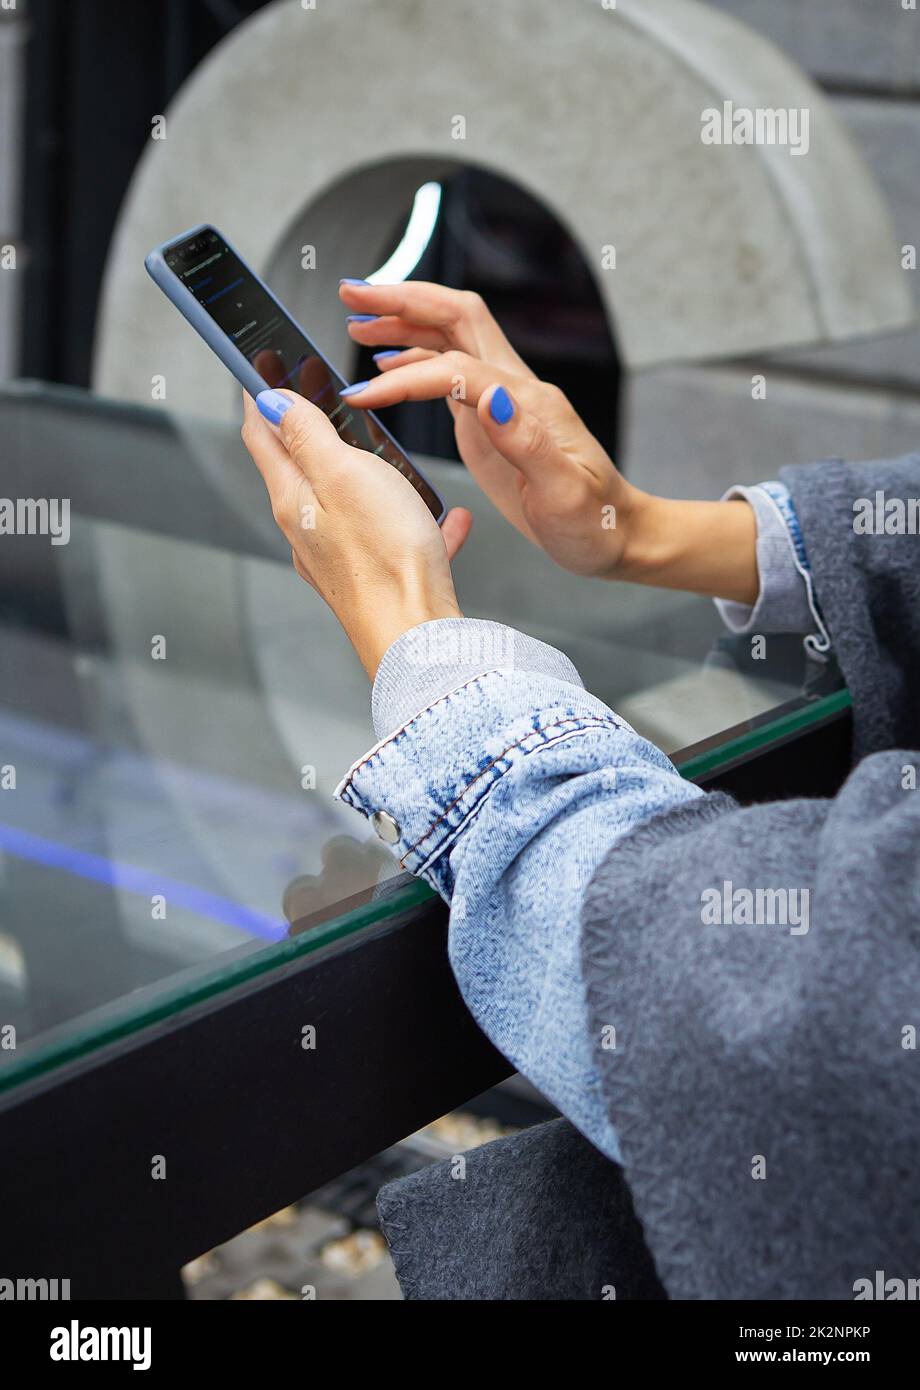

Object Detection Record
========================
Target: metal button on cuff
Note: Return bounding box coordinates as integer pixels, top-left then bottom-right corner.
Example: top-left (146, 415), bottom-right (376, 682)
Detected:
top-left (371, 810), bottom-right (401, 844)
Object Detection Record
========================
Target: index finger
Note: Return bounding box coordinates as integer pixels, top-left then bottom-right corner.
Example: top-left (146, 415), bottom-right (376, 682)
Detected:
top-left (339, 279), bottom-right (528, 369)
top-left (338, 279), bottom-right (476, 328)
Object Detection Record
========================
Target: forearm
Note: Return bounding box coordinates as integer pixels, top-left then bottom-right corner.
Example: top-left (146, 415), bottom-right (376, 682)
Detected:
top-left (619, 492), bottom-right (759, 605)
top-left (336, 622), bottom-right (703, 1160)
top-left (440, 698), bottom-right (702, 1161)
top-left (622, 482), bottom-right (827, 652)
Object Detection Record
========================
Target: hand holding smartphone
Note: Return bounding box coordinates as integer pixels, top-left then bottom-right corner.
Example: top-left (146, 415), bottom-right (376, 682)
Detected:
top-left (144, 225), bottom-right (445, 522)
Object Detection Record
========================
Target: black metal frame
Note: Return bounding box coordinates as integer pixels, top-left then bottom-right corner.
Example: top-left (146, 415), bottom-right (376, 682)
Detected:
top-left (0, 892), bottom-right (508, 1299)
top-left (0, 705), bottom-right (852, 1299)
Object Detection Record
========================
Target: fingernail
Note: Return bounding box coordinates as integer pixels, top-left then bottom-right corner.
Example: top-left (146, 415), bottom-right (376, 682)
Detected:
top-left (489, 386), bottom-right (514, 425)
top-left (347, 314), bottom-right (378, 323)
top-left (256, 389), bottom-right (293, 425)
top-left (340, 381), bottom-right (370, 397)
top-left (340, 278), bottom-right (370, 285)
top-left (373, 350), bottom-right (401, 361)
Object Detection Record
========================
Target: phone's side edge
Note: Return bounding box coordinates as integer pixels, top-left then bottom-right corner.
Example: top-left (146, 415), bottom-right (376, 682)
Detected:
top-left (144, 243), bottom-right (266, 401)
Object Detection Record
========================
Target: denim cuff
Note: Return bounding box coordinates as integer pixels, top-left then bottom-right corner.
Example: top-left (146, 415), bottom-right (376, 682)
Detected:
top-left (371, 617), bottom-right (584, 739)
top-left (336, 666), bottom-right (623, 892)
top-left (715, 483), bottom-right (829, 655)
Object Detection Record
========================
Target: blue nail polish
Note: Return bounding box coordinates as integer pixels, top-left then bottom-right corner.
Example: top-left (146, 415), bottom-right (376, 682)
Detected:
top-left (347, 314), bottom-right (378, 323)
top-left (256, 389), bottom-right (293, 425)
top-left (340, 278), bottom-right (370, 286)
top-left (373, 350), bottom-right (401, 361)
top-left (340, 381), bottom-right (370, 397)
top-left (490, 386), bottom-right (514, 425)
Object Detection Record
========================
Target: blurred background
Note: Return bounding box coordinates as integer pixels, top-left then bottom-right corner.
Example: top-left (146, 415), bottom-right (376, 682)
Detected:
top-left (4, 0), bottom-right (920, 485)
top-left (1, 0), bottom-right (918, 1299)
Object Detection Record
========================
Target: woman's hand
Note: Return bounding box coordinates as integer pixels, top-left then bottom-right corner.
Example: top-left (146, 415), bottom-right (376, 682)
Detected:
top-left (339, 279), bottom-right (644, 580)
top-left (241, 389), bottom-right (471, 679)
top-left (339, 280), bottom-right (759, 604)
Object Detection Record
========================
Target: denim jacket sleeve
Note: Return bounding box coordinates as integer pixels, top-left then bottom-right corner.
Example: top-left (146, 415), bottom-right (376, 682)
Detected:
top-left (714, 481), bottom-right (831, 658)
top-left (336, 621), bottom-right (704, 1164)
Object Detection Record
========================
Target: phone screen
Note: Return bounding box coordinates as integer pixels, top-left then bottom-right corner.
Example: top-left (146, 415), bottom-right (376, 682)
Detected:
top-left (164, 227), bottom-right (443, 518)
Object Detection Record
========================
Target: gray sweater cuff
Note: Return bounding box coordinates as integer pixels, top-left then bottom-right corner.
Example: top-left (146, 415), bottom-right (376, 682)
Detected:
top-left (715, 484), bottom-right (817, 637)
top-left (371, 618), bottom-right (584, 739)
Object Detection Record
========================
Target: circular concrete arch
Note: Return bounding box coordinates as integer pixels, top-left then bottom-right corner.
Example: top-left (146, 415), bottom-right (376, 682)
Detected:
top-left (94, 0), bottom-right (913, 419)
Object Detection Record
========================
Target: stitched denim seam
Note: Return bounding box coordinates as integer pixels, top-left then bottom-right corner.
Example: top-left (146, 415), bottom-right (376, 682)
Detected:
top-left (398, 715), bottom-right (621, 867)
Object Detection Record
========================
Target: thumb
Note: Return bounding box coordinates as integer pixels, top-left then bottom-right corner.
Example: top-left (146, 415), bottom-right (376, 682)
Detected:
top-left (256, 388), bottom-right (342, 482)
top-left (476, 384), bottom-right (559, 481)
top-left (440, 506), bottom-right (473, 561)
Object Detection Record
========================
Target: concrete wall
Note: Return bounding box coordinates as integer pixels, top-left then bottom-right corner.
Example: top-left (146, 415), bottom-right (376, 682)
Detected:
top-left (625, 0), bottom-right (920, 494)
top-left (705, 0), bottom-right (920, 91)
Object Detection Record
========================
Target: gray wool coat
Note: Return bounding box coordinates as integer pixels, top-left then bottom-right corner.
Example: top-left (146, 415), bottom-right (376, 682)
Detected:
top-left (377, 454), bottom-right (920, 1300)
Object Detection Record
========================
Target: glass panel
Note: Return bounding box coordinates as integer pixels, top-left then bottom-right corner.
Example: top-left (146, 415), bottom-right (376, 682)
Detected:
top-left (0, 384), bottom-right (846, 1091)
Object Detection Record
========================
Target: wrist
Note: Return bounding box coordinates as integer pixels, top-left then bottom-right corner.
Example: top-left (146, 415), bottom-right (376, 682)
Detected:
top-left (348, 590), bottom-right (463, 681)
top-left (609, 493), bottom-right (759, 603)
top-left (603, 484), bottom-right (657, 583)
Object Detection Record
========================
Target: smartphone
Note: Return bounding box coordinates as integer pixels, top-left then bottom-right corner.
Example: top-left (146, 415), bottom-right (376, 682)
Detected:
top-left (145, 224), bottom-right (446, 522)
